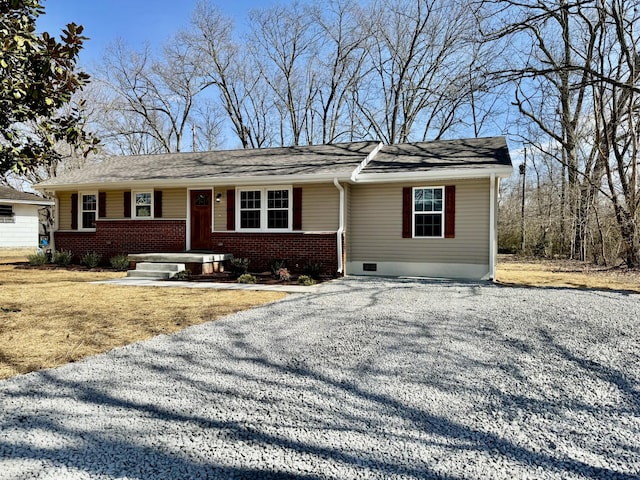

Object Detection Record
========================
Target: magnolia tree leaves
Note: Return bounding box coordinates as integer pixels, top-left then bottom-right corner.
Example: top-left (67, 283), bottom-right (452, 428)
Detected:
top-left (0, 0), bottom-right (98, 175)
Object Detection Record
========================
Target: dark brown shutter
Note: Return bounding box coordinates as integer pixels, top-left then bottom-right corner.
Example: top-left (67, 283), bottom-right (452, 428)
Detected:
top-left (98, 192), bottom-right (106, 218)
top-left (445, 185), bottom-right (456, 238)
top-left (154, 190), bottom-right (163, 218)
top-left (292, 187), bottom-right (302, 230)
top-left (226, 189), bottom-right (235, 230)
top-left (71, 193), bottom-right (78, 230)
top-left (402, 187), bottom-right (412, 238)
top-left (124, 191), bottom-right (131, 218)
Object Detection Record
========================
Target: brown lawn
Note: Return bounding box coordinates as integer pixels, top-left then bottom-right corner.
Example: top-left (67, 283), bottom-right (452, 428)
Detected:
top-left (2, 250), bottom-right (637, 381)
top-left (0, 253), bottom-right (285, 380)
top-left (496, 255), bottom-right (640, 294)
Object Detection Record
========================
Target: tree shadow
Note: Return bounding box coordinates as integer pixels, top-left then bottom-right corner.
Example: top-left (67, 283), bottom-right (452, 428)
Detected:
top-left (0, 277), bottom-right (638, 479)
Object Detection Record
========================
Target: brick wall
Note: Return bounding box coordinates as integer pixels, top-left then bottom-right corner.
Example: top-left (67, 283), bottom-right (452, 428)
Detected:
top-left (211, 232), bottom-right (338, 276)
top-left (55, 223), bottom-right (339, 275)
top-left (55, 220), bottom-right (186, 262)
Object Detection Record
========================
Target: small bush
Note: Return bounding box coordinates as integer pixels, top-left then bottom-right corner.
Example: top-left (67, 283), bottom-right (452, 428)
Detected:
top-left (27, 252), bottom-right (47, 266)
top-left (230, 257), bottom-right (250, 274)
top-left (173, 269), bottom-right (191, 280)
top-left (237, 273), bottom-right (256, 284)
top-left (297, 275), bottom-right (316, 286)
top-left (53, 250), bottom-right (73, 266)
top-left (109, 254), bottom-right (129, 271)
top-left (81, 252), bottom-right (102, 269)
top-left (276, 267), bottom-right (291, 281)
top-left (269, 259), bottom-right (287, 276)
top-left (303, 262), bottom-right (323, 279)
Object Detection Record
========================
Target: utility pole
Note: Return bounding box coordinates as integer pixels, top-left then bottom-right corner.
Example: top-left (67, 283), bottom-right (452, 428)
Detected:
top-left (192, 124), bottom-right (198, 152)
top-left (520, 146), bottom-right (527, 253)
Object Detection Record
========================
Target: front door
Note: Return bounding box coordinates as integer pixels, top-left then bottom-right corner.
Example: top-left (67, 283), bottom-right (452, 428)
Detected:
top-left (190, 190), bottom-right (212, 250)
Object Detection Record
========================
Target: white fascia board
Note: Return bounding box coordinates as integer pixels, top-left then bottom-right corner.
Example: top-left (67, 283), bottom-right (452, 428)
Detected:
top-left (34, 173), bottom-right (353, 192)
top-left (352, 166), bottom-right (514, 183)
top-left (0, 198), bottom-right (55, 206)
top-left (350, 142), bottom-right (384, 182)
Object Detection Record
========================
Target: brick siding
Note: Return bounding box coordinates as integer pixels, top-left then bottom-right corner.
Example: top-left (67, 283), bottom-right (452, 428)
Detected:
top-left (55, 223), bottom-right (339, 275)
top-left (212, 232), bottom-right (338, 275)
top-left (54, 220), bottom-right (186, 262)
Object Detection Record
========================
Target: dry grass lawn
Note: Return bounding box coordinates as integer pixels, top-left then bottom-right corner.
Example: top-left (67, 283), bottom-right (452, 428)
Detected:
top-left (0, 257), bottom-right (285, 380)
top-left (2, 249), bottom-right (637, 381)
top-left (496, 255), bottom-right (640, 293)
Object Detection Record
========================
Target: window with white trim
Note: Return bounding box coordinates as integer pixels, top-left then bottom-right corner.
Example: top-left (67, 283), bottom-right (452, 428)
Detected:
top-left (133, 191), bottom-right (153, 218)
top-left (267, 189), bottom-right (289, 229)
top-left (413, 187), bottom-right (444, 238)
top-left (238, 187), bottom-right (292, 231)
top-left (0, 204), bottom-right (14, 223)
top-left (80, 193), bottom-right (97, 229)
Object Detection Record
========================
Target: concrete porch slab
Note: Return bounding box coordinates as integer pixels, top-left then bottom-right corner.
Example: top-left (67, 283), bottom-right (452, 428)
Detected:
top-left (128, 253), bottom-right (233, 263)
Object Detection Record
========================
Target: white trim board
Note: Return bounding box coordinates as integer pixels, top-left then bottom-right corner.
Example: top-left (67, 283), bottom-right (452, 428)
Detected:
top-left (346, 261), bottom-right (491, 281)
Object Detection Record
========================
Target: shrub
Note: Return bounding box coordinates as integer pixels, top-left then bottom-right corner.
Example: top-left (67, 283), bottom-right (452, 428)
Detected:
top-left (269, 259), bottom-right (287, 276)
top-left (173, 269), bottom-right (191, 280)
top-left (230, 257), bottom-right (250, 274)
top-left (303, 262), bottom-right (323, 279)
top-left (276, 267), bottom-right (291, 281)
top-left (53, 250), bottom-right (73, 266)
top-left (81, 252), bottom-right (101, 269)
top-left (27, 252), bottom-right (47, 266)
top-left (237, 273), bottom-right (256, 284)
top-left (109, 254), bottom-right (129, 271)
top-left (297, 275), bottom-right (316, 286)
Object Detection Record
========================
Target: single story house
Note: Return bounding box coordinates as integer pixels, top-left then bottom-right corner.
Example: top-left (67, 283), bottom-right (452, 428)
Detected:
top-left (35, 137), bottom-right (513, 279)
top-left (0, 185), bottom-right (55, 249)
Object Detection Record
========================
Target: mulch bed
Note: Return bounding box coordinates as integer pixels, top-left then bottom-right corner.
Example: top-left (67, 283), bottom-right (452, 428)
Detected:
top-left (172, 271), bottom-right (325, 285)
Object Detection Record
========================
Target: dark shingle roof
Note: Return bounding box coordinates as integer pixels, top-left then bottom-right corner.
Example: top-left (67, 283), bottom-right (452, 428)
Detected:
top-left (36, 137), bottom-right (512, 189)
top-left (38, 141), bottom-right (381, 187)
top-left (364, 137), bottom-right (512, 174)
top-left (0, 186), bottom-right (53, 204)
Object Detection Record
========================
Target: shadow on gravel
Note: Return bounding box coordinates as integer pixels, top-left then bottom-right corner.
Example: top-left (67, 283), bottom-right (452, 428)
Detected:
top-left (494, 280), bottom-right (639, 297)
top-left (0, 277), bottom-right (638, 479)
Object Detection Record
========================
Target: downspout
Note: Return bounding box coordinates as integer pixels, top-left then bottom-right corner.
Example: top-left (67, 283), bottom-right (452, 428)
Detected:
top-left (334, 177), bottom-right (345, 275)
top-left (489, 173), bottom-right (496, 281)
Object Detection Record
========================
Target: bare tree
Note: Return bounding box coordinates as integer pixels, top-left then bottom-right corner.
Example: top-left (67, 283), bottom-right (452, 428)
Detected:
top-left (353, 0), bottom-right (484, 143)
top-left (183, 1), bottom-right (272, 148)
top-left (306, 0), bottom-right (368, 143)
top-left (591, 0), bottom-right (640, 266)
top-left (485, 0), bottom-right (640, 266)
top-left (248, 2), bottom-right (322, 146)
top-left (95, 37), bottom-right (217, 155)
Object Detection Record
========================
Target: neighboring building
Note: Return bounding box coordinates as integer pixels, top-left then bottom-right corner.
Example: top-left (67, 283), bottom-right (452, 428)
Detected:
top-left (0, 186), bottom-right (55, 249)
top-left (35, 137), bottom-right (513, 279)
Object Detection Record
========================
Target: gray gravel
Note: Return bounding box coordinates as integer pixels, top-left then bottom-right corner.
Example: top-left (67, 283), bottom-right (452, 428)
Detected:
top-left (1, 277), bottom-right (639, 479)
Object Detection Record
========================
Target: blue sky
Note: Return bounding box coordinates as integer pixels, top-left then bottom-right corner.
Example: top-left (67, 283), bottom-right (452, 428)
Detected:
top-left (38, 0), bottom-right (272, 69)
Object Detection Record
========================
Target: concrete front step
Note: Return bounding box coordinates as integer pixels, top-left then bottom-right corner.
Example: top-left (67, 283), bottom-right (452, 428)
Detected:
top-left (127, 262), bottom-right (186, 279)
top-left (127, 270), bottom-right (173, 279)
top-left (135, 262), bottom-right (186, 272)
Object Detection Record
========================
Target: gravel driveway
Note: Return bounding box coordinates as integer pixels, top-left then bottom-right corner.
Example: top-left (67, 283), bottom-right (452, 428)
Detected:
top-left (0, 277), bottom-right (638, 479)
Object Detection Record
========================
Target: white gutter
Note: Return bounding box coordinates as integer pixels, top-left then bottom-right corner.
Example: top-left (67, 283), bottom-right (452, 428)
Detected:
top-left (33, 173), bottom-right (356, 192)
top-left (0, 198), bottom-right (54, 206)
top-left (352, 166), bottom-right (514, 183)
top-left (333, 177), bottom-right (345, 274)
top-left (350, 142), bottom-right (384, 182)
top-left (489, 173), bottom-right (496, 281)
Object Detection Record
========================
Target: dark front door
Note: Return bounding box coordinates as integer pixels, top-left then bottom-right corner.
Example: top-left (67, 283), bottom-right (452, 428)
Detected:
top-left (190, 190), bottom-right (212, 250)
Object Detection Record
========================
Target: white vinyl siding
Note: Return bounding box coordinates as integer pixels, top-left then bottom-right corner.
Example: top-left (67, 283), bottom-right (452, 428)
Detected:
top-left (0, 203), bottom-right (41, 248)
